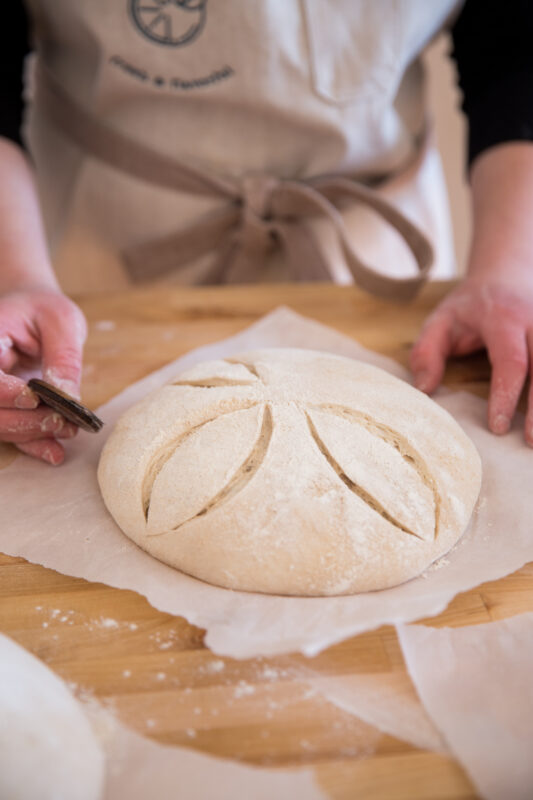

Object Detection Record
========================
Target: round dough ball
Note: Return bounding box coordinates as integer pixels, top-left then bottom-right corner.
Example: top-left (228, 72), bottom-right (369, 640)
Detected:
top-left (98, 348), bottom-right (481, 595)
top-left (0, 634), bottom-right (105, 800)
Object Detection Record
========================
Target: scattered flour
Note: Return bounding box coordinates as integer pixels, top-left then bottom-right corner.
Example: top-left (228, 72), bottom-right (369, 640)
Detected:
top-left (98, 617), bottom-right (120, 630)
top-left (475, 496), bottom-right (488, 513)
top-left (94, 320), bottom-right (116, 332)
top-left (260, 667), bottom-right (279, 681)
top-left (34, 605), bottom-right (140, 635)
top-left (149, 629), bottom-right (178, 650)
top-left (425, 557), bottom-right (451, 574)
top-left (206, 660), bottom-right (225, 674)
top-left (234, 681), bottom-right (255, 699)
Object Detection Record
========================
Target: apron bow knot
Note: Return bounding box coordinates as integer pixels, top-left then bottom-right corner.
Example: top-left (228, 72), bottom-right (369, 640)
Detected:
top-left (238, 173), bottom-right (280, 256)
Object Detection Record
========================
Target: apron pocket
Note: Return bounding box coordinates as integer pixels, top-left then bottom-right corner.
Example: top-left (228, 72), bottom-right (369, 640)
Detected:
top-left (301, 0), bottom-right (403, 106)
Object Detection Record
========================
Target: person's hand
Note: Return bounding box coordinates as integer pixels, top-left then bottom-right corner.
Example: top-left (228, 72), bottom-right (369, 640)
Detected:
top-left (411, 143), bottom-right (533, 446)
top-left (410, 277), bottom-right (533, 445)
top-left (0, 138), bottom-right (87, 463)
top-left (0, 289), bottom-right (87, 464)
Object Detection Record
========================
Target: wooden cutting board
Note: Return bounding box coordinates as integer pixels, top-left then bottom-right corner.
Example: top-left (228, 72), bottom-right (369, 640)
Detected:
top-left (1, 282), bottom-right (532, 800)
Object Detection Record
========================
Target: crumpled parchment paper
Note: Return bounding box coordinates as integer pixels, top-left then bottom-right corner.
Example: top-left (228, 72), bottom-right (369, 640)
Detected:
top-left (1, 307), bottom-right (532, 658)
top-left (398, 612), bottom-right (533, 800)
top-left (102, 711), bottom-right (326, 800)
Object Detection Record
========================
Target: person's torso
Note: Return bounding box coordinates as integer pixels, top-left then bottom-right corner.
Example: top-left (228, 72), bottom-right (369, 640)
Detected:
top-left (23, 0), bottom-right (461, 293)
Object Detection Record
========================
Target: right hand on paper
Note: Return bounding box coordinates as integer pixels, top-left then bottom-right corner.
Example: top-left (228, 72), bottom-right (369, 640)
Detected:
top-left (411, 143), bottom-right (533, 447)
top-left (0, 289), bottom-right (87, 465)
top-left (410, 277), bottom-right (533, 446)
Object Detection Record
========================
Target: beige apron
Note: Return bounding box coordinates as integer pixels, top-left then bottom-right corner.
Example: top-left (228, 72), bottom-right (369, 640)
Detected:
top-left (23, 0), bottom-right (460, 296)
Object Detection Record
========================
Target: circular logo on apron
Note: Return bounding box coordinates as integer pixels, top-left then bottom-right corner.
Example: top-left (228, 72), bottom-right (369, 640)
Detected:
top-left (129, 0), bottom-right (207, 47)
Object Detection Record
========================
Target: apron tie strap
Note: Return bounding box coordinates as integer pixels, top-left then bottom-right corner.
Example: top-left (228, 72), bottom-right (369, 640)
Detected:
top-left (36, 65), bottom-right (434, 300)
top-left (239, 173), bottom-right (279, 255)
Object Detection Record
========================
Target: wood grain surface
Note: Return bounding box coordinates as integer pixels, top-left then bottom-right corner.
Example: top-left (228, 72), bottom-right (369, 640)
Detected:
top-left (1, 282), bottom-right (531, 799)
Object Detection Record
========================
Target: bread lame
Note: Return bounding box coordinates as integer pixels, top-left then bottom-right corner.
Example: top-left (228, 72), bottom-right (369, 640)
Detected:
top-left (27, 379), bottom-right (104, 433)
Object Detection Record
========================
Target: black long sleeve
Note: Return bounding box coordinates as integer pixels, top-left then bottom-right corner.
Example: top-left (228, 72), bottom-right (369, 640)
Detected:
top-left (0, 3), bottom-right (30, 147)
top-left (451, 0), bottom-right (533, 165)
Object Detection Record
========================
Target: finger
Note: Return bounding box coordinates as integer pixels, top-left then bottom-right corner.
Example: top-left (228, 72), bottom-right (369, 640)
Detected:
top-left (0, 349), bottom-right (18, 372)
top-left (0, 326), bottom-right (39, 373)
top-left (525, 330), bottom-right (533, 447)
top-left (410, 310), bottom-right (454, 393)
top-left (16, 438), bottom-right (65, 466)
top-left (0, 318), bottom-right (40, 360)
top-left (0, 371), bottom-right (39, 409)
top-left (0, 408), bottom-right (78, 442)
top-left (484, 324), bottom-right (528, 435)
top-left (36, 303), bottom-right (87, 398)
top-left (451, 330), bottom-right (484, 357)
top-left (0, 335), bottom-right (16, 371)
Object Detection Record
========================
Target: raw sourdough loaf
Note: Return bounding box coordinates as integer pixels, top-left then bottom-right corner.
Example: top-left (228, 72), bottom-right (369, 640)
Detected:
top-left (97, 349), bottom-right (482, 596)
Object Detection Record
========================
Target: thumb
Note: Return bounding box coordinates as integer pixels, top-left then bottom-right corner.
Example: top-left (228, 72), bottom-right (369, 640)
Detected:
top-left (410, 310), bottom-right (454, 394)
top-left (36, 299), bottom-right (87, 399)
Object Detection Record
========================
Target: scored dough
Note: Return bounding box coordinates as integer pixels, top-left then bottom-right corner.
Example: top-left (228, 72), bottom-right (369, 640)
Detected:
top-left (98, 348), bottom-right (482, 596)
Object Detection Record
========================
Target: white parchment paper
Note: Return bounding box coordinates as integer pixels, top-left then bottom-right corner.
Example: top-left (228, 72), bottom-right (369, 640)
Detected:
top-left (304, 671), bottom-right (446, 753)
top-left (1, 307), bottom-right (532, 658)
top-left (103, 717), bottom-right (326, 800)
top-left (398, 613), bottom-right (533, 800)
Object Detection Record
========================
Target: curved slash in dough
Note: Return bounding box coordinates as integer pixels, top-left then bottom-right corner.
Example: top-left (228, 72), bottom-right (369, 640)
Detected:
top-left (306, 408), bottom-right (438, 540)
top-left (142, 401), bottom-right (261, 519)
top-left (147, 404), bottom-right (273, 534)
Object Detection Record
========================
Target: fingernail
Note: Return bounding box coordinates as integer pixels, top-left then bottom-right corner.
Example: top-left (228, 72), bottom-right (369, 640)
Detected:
top-left (14, 387), bottom-right (39, 410)
top-left (415, 371), bottom-right (431, 392)
top-left (492, 414), bottom-right (510, 435)
top-left (42, 447), bottom-right (63, 466)
top-left (55, 424), bottom-right (78, 439)
top-left (0, 335), bottom-right (13, 356)
top-left (41, 413), bottom-right (64, 433)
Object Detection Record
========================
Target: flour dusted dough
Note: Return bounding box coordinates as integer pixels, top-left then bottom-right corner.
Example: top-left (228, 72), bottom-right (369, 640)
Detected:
top-left (0, 633), bottom-right (105, 800)
top-left (98, 349), bottom-right (482, 595)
